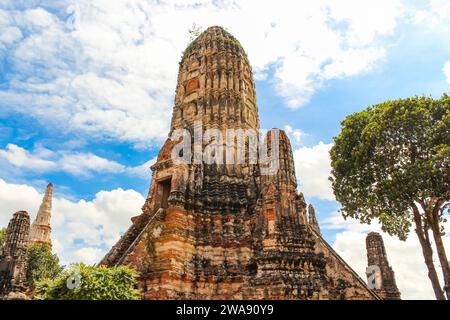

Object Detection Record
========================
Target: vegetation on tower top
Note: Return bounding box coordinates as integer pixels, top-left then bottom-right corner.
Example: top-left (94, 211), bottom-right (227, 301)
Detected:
top-left (181, 26), bottom-right (248, 63)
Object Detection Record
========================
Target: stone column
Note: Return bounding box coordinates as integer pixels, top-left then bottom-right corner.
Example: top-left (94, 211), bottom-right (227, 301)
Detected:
top-left (366, 232), bottom-right (401, 299)
top-left (0, 211), bottom-right (31, 299)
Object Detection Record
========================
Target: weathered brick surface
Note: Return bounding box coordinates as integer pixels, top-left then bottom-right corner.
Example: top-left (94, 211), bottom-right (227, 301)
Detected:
top-left (101, 26), bottom-right (381, 300)
top-left (0, 211), bottom-right (30, 299)
top-left (29, 183), bottom-right (53, 248)
top-left (366, 232), bottom-right (401, 300)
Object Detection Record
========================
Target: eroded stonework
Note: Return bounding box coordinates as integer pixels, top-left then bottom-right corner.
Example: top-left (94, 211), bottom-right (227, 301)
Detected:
top-left (29, 183), bottom-right (53, 249)
top-left (0, 183), bottom-right (55, 299)
top-left (100, 26), bottom-right (383, 300)
top-left (366, 232), bottom-right (401, 300)
top-left (0, 211), bottom-right (30, 299)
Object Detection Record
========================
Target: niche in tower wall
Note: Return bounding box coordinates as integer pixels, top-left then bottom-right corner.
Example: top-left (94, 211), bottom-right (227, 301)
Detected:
top-left (185, 78), bottom-right (199, 94)
top-left (157, 177), bottom-right (171, 209)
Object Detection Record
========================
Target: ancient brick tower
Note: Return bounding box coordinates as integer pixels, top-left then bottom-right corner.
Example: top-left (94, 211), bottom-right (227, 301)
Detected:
top-left (0, 211), bottom-right (30, 298)
top-left (366, 232), bottom-right (401, 300)
top-left (29, 183), bottom-right (53, 248)
top-left (100, 26), bottom-right (380, 300)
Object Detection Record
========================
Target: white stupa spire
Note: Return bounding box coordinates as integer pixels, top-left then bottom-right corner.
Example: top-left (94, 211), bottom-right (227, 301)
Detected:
top-left (29, 183), bottom-right (53, 248)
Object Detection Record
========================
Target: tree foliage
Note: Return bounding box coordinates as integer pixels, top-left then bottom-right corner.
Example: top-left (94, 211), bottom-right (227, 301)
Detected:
top-left (330, 94), bottom-right (450, 299)
top-left (330, 95), bottom-right (450, 239)
top-left (0, 228), bottom-right (6, 247)
top-left (35, 263), bottom-right (141, 300)
top-left (26, 243), bottom-right (63, 288)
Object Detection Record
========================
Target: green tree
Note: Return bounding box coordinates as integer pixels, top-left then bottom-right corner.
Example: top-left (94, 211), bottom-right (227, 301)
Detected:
top-left (330, 95), bottom-right (450, 300)
top-left (35, 263), bottom-right (140, 300)
top-left (0, 228), bottom-right (6, 247)
top-left (26, 243), bottom-right (63, 288)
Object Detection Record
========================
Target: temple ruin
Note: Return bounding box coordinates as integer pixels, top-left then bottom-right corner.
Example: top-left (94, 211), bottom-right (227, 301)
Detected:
top-left (366, 232), bottom-right (401, 300)
top-left (99, 26), bottom-right (398, 300)
top-left (0, 183), bottom-right (54, 299)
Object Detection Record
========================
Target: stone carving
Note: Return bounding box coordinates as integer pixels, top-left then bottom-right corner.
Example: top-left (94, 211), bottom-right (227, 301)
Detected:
top-left (0, 211), bottom-right (31, 299)
top-left (366, 232), bottom-right (401, 300)
top-left (100, 26), bottom-right (389, 300)
top-left (0, 183), bottom-right (55, 299)
top-left (29, 183), bottom-right (53, 248)
top-left (185, 78), bottom-right (200, 94)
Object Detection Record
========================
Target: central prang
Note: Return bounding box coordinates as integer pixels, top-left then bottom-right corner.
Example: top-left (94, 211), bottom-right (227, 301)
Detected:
top-left (99, 26), bottom-right (382, 300)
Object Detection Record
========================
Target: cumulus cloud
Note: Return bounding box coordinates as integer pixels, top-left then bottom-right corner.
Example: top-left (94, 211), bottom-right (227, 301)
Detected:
top-left (126, 157), bottom-right (156, 179)
top-left (74, 247), bottom-right (105, 265)
top-left (444, 61), bottom-right (450, 84)
top-left (0, 2), bottom-right (172, 148)
top-left (412, 0), bottom-right (450, 31)
top-left (0, 143), bottom-right (153, 178)
top-left (0, 144), bottom-right (55, 171)
top-left (293, 142), bottom-right (334, 200)
top-left (0, 178), bottom-right (145, 265)
top-left (323, 211), bottom-right (450, 299)
top-left (0, 0), bottom-right (404, 148)
top-left (0, 179), bottom-right (42, 226)
top-left (283, 125), bottom-right (307, 147)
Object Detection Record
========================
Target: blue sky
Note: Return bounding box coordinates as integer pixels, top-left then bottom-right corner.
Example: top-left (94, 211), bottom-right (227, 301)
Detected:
top-left (0, 0), bottom-right (450, 299)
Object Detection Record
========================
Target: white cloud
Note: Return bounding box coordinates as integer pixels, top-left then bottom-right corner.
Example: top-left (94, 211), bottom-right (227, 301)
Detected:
top-left (74, 247), bottom-right (104, 265)
top-left (0, 143), bottom-right (153, 178)
top-left (0, 0), bottom-right (404, 146)
top-left (0, 144), bottom-right (55, 171)
top-left (283, 125), bottom-right (307, 147)
top-left (444, 61), bottom-right (450, 84)
top-left (323, 211), bottom-right (450, 299)
top-left (0, 178), bottom-right (145, 265)
top-left (0, 26), bottom-right (22, 43)
top-left (293, 142), bottom-right (334, 200)
top-left (322, 48), bottom-right (385, 80)
top-left (0, 179), bottom-right (42, 227)
top-left (325, 0), bottom-right (403, 45)
top-left (0, 143), bottom-right (124, 176)
top-left (59, 153), bottom-right (124, 176)
top-left (412, 0), bottom-right (450, 31)
top-left (126, 157), bottom-right (156, 179)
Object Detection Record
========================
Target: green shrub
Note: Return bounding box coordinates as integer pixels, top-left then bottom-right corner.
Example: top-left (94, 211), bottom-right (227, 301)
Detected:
top-left (0, 228), bottom-right (5, 247)
top-left (35, 263), bottom-right (140, 300)
top-left (26, 243), bottom-right (63, 288)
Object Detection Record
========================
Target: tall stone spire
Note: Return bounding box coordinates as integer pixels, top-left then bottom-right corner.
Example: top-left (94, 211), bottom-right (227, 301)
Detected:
top-left (100, 26), bottom-right (380, 300)
top-left (29, 183), bottom-right (53, 248)
top-left (170, 25), bottom-right (259, 134)
top-left (365, 232), bottom-right (401, 300)
top-left (144, 25), bottom-right (261, 216)
top-left (244, 130), bottom-right (329, 299)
